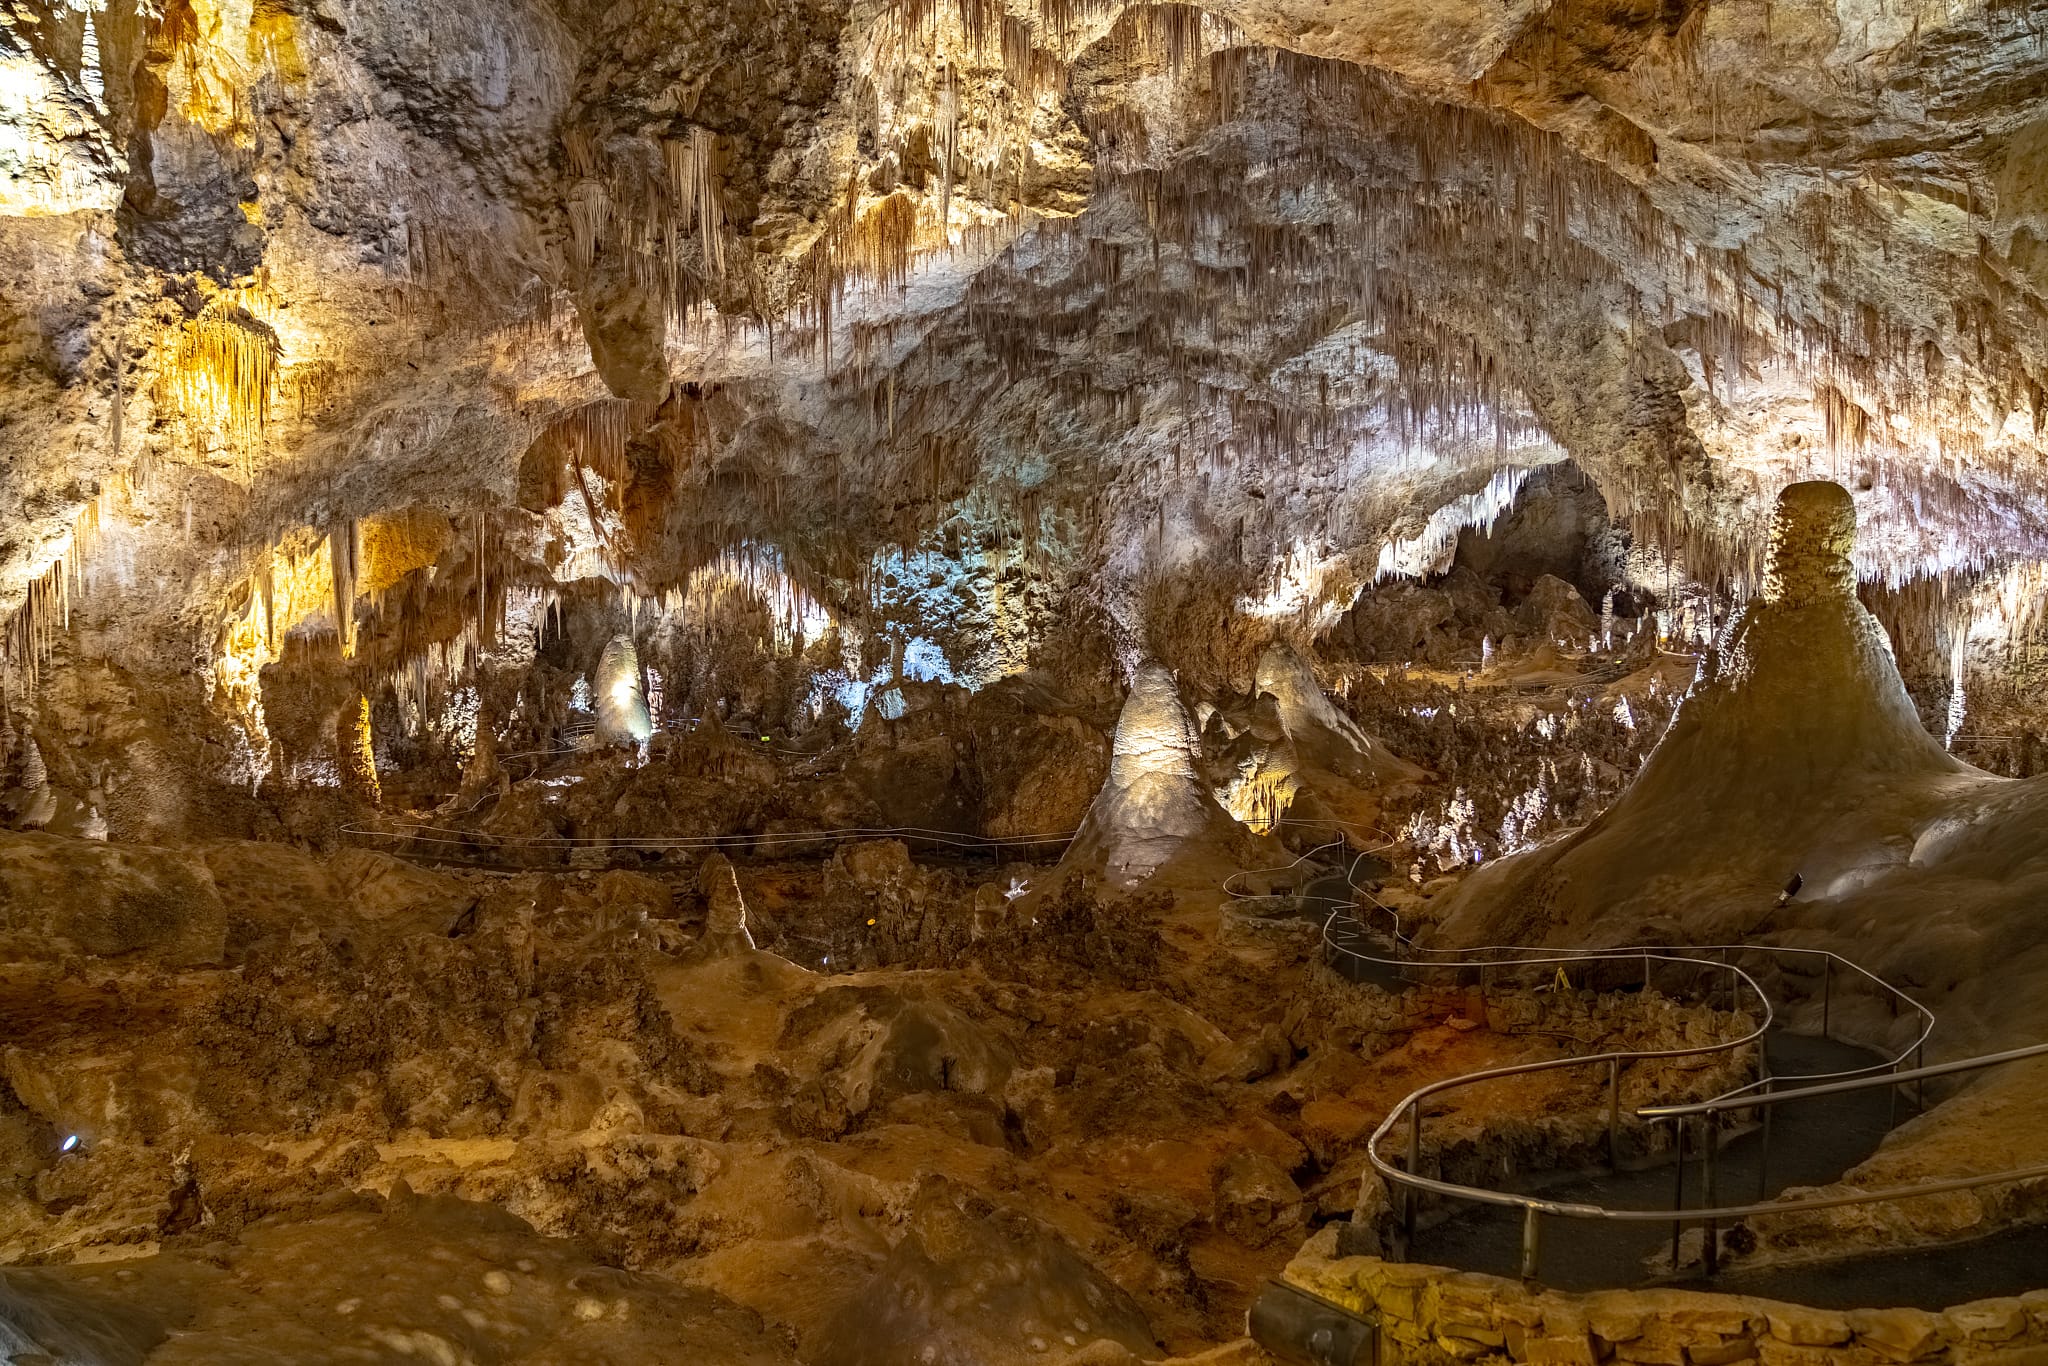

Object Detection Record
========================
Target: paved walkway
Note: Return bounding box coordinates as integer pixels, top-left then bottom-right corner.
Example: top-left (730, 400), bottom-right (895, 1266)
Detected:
top-left (1276, 851), bottom-right (2048, 1309)
top-left (1694, 1221), bottom-right (2048, 1309)
top-left (1409, 1033), bottom-right (1890, 1290)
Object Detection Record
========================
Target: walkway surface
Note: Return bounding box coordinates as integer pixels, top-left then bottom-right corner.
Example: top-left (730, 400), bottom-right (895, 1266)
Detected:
top-left (1691, 1222), bottom-right (2048, 1309)
top-left (1286, 855), bottom-right (2048, 1308)
top-left (1408, 1033), bottom-right (1891, 1291)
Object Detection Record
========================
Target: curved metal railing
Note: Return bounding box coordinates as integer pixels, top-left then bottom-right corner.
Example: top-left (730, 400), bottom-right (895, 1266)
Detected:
top-left (1219, 819), bottom-right (1399, 912)
top-left (1346, 893), bottom-right (1938, 1096)
top-left (1235, 831), bottom-right (2043, 1284)
top-left (343, 820), bottom-right (1080, 864)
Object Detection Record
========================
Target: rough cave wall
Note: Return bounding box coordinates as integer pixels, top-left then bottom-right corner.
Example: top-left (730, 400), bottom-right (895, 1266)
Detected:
top-left (4, 0), bottom-right (2048, 817)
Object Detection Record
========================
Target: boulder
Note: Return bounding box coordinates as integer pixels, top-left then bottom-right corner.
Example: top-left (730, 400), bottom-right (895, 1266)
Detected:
top-left (1212, 1150), bottom-right (1305, 1248)
top-left (811, 1182), bottom-right (1155, 1366)
top-left (0, 831), bottom-right (226, 965)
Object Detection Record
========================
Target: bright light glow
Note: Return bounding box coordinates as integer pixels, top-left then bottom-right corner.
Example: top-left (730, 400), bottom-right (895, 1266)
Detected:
top-left (1238, 540), bottom-right (1341, 623)
top-left (1377, 469), bottom-right (1530, 582)
top-left (60, 1134), bottom-right (78, 1153)
top-left (594, 635), bottom-right (652, 744)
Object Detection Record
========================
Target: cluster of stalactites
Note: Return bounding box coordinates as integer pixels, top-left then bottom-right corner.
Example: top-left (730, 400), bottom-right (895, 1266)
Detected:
top-left (0, 486), bottom-right (112, 699)
top-left (164, 279), bottom-right (288, 469)
top-left (563, 125), bottom-right (740, 327)
top-left (819, 35), bottom-right (2048, 603)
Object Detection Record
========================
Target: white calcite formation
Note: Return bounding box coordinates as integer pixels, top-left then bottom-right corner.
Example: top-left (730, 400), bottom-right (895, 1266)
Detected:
top-left (1064, 664), bottom-right (1252, 888)
top-left (593, 634), bottom-right (653, 747)
top-left (1254, 643), bottom-right (1426, 791)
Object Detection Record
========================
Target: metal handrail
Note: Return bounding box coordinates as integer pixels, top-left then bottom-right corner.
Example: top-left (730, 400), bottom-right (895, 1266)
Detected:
top-left (344, 821), bottom-right (1080, 852)
top-left (1342, 893), bottom-right (1938, 1094)
top-left (1218, 820), bottom-right (1398, 906)
top-left (1341, 895), bottom-right (2048, 1279)
top-left (1283, 840), bottom-right (2046, 1285)
top-left (1640, 1040), bottom-right (2048, 1119)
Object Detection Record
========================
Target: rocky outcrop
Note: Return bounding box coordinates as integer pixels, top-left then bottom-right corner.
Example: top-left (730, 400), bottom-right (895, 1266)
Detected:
top-left (813, 1182), bottom-right (1159, 1366)
top-left (0, 1192), bottom-right (798, 1364)
top-left (1254, 644), bottom-right (1424, 794)
top-left (697, 851), bottom-right (757, 955)
top-left (0, 831), bottom-right (227, 965)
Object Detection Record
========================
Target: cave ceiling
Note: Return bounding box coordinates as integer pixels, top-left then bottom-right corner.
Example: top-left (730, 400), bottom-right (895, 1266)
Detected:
top-left (3, 0), bottom-right (2047, 689)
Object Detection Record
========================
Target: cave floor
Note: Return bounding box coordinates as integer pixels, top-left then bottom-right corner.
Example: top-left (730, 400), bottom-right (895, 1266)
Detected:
top-left (0, 833), bottom-right (1619, 1362)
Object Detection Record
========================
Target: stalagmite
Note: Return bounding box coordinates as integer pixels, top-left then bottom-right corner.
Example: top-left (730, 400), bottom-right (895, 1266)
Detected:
top-left (697, 853), bottom-right (757, 955)
top-left (339, 696), bottom-right (381, 807)
top-left (1061, 664), bottom-right (1252, 888)
top-left (1435, 480), bottom-right (1974, 947)
top-left (13, 737), bottom-right (55, 830)
top-left (1254, 643), bottom-right (1425, 789)
top-left (594, 634), bottom-right (653, 746)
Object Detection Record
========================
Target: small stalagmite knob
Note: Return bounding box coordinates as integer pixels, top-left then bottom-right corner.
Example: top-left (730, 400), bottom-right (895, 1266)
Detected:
top-left (698, 852), bottom-right (756, 955)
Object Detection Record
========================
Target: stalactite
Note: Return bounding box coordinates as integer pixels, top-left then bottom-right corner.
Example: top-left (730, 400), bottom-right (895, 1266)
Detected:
top-left (330, 518), bottom-right (360, 659)
top-left (172, 298), bottom-right (283, 451)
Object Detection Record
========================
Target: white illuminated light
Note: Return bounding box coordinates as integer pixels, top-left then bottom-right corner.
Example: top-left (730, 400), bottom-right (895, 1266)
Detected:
top-left (1004, 877), bottom-right (1029, 901)
top-left (60, 1135), bottom-right (79, 1153)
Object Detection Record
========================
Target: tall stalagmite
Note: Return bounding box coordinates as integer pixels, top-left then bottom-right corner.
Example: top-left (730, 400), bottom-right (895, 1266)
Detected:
top-left (1063, 665), bottom-right (1251, 888)
top-left (1436, 480), bottom-right (1976, 948)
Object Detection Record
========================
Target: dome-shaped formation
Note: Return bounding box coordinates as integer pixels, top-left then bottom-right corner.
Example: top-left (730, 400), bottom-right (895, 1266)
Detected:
top-left (1061, 665), bottom-right (1255, 888)
top-left (1436, 480), bottom-right (1979, 947)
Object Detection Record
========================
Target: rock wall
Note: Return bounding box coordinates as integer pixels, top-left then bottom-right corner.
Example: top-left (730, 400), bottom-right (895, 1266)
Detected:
top-left (1283, 1239), bottom-right (2048, 1366)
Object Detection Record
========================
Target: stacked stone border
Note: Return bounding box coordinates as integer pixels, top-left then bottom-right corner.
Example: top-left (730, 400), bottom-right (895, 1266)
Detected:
top-left (1282, 1236), bottom-right (2048, 1366)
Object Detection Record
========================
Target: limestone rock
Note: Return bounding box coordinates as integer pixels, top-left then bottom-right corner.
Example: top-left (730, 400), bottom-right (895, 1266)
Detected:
top-left (1212, 1150), bottom-right (1305, 1249)
top-left (1516, 574), bottom-right (1599, 644)
top-left (811, 1183), bottom-right (1155, 1366)
top-left (698, 852), bottom-right (757, 955)
top-left (0, 832), bottom-right (227, 965)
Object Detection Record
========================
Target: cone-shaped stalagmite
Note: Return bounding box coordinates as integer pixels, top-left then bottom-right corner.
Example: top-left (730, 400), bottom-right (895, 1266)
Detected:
top-left (697, 852), bottom-right (756, 956)
top-left (14, 736), bottom-right (55, 829)
top-left (594, 634), bottom-right (653, 747)
top-left (1436, 481), bottom-right (1972, 948)
top-left (1062, 665), bottom-right (1252, 889)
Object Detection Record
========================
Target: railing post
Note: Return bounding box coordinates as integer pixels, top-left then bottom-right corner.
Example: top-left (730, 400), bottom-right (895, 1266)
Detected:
top-left (1670, 1118), bottom-right (1686, 1270)
top-left (1822, 957), bottom-right (1832, 1037)
top-left (1757, 1070), bottom-right (1774, 1200)
top-left (1702, 1113), bottom-right (1721, 1277)
top-left (1915, 1042), bottom-right (1926, 1114)
top-left (1520, 1205), bottom-right (1542, 1282)
top-left (1402, 1099), bottom-right (1422, 1254)
top-left (1607, 1057), bottom-right (1622, 1170)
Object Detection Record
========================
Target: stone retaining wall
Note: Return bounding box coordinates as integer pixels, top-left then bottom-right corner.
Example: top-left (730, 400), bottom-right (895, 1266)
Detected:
top-left (1284, 1234), bottom-right (2048, 1366)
